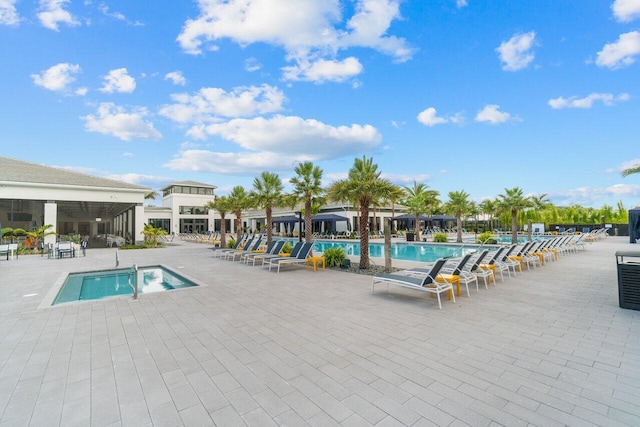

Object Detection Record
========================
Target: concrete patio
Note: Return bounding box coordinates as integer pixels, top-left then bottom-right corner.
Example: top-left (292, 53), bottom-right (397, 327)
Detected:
top-left (0, 237), bottom-right (639, 426)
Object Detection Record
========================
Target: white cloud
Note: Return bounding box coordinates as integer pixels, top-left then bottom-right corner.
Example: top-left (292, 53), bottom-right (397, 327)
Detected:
top-left (176, 0), bottom-right (413, 82)
top-left (106, 173), bottom-right (171, 185)
top-left (0, 0), bottom-right (20, 25)
top-left (549, 184), bottom-right (640, 207)
top-left (100, 68), bottom-right (136, 93)
top-left (196, 115), bottom-right (381, 155)
top-left (38, 0), bottom-right (80, 31)
top-left (31, 63), bottom-right (81, 92)
top-left (164, 71), bottom-right (187, 86)
top-left (82, 102), bottom-right (162, 141)
top-left (159, 84), bottom-right (286, 124)
top-left (596, 31), bottom-right (640, 69)
top-left (383, 173), bottom-right (431, 184)
top-left (98, 4), bottom-right (125, 21)
top-left (165, 115), bottom-right (382, 175)
top-left (417, 107), bottom-right (448, 127)
top-left (475, 104), bottom-right (513, 124)
top-left (496, 31), bottom-right (536, 71)
top-left (282, 57), bottom-right (363, 83)
top-left (612, 0), bottom-right (640, 22)
top-left (548, 92), bottom-right (630, 109)
top-left (244, 57), bottom-right (262, 72)
top-left (456, 0), bottom-right (468, 8)
top-left (75, 87), bottom-right (88, 96)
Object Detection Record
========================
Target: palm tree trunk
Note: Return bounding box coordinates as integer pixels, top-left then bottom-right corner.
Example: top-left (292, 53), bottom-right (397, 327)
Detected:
top-left (360, 203), bottom-right (370, 269)
top-left (266, 207), bottom-right (273, 246)
top-left (236, 211), bottom-right (242, 242)
top-left (457, 214), bottom-right (463, 243)
top-left (414, 214), bottom-right (421, 241)
top-left (305, 197), bottom-right (312, 243)
top-left (511, 210), bottom-right (518, 244)
top-left (220, 214), bottom-right (227, 248)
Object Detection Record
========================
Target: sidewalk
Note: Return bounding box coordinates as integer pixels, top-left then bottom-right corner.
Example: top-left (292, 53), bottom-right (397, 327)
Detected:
top-left (0, 237), bottom-right (639, 426)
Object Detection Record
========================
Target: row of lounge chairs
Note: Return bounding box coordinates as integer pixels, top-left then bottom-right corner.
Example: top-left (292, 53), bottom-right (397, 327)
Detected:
top-left (211, 236), bottom-right (315, 273)
top-left (372, 234), bottom-right (587, 309)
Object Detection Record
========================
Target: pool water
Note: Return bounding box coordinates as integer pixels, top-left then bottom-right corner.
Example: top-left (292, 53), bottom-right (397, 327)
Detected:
top-left (312, 241), bottom-right (479, 263)
top-left (53, 265), bottom-right (197, 305)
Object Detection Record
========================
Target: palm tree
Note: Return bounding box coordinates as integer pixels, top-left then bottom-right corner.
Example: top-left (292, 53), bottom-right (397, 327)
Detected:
top-left (227, 186), bottom-right (253, 242)
top-left (479, 199), bottom-right (497, 231)
top-left (205, 195), bottom-right (231, 248)
top-left (145, 191), bottom-right (159, 200)
top-left (385, 185), bottom-right (406, 221)
top-left (327, 156), bottom-right (396, 269)
top-left (25, 224), bottom-right (56, 250)
top-left (443, 190), bottom-right (473, 243)
top-left (251, 171), bottom-right (285, 246)
top-left (142, 223), bottom-right (168, 247)
top-left (496, 187), bottom-right (532, 244)
top-left (289, 161), bottom-right (324, 243)
top-left (622, 164), bottom-right (640, 177)
top-left (402, 181), bottom-right (440, 241)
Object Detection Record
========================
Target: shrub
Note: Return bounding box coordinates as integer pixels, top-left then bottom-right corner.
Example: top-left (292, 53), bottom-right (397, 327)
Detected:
top-left (433, 232), bottom-right (447, 243)
top-left (477, 231), bottom-right (496, 244)
top-left (323, 247), bottom-right (346, 268)
top-left (281, 241), bottom-right (293, 254)
top-left (226, 238), bottom-right (236, 248)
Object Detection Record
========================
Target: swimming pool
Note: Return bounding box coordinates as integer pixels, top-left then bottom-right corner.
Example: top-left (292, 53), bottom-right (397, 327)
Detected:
top-left (53, 265), bottom-right (198, 305)
top-left (312, 240), bottom-right (480, 263)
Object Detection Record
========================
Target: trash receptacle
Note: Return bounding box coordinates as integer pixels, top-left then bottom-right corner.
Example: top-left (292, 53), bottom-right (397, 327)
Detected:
top-left (615, 251), bottom-right (640, 310)
top-left (406, 232), bottom-right (415, 242)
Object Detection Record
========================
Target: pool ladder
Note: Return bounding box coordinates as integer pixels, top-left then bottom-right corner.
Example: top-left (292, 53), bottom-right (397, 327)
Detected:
top-left (128, 264), bottom-right (139, 300)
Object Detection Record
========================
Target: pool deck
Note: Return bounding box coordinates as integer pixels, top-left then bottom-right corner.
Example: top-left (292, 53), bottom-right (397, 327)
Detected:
top-left (0, 237), bottom-right (639, 426)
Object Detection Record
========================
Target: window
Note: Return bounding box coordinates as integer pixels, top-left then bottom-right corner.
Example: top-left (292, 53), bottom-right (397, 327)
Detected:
top-left (179, 206), bottom-right (208, 215)
top-left (148, 218), bottom-right (170, 233)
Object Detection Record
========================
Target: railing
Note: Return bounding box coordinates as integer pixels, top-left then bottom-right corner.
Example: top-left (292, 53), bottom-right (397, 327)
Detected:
top-left (127, 264), bottom-right (139, 300)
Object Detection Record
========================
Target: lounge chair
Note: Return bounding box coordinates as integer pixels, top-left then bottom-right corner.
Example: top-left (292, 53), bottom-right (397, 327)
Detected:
top-left (212, 236), bottom-right (246, 258)
top-left (225, 237), bottom-right (263, 261)
top-left (243, 240), bottom-right (285, 266)
top-left (267, 242), bottom-right (314, 272)
top-left (455, 249), bottom-right (490, 290)
top-left (405, 253), bottom-right (474, 298)
top-left (478, 246), bottom-right (507, 283)
top-left (215, 236), bottom-right (253, 259)
top-left (371, 258), bottom-right (453, 309)
top-left (261, 241), bottom-right (304, 268)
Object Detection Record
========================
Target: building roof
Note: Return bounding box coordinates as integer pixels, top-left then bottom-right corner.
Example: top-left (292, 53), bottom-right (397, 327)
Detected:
top-left (161, 180), bottom-right (217, 191)
top-left (0, 156), bottom-right (150, 191)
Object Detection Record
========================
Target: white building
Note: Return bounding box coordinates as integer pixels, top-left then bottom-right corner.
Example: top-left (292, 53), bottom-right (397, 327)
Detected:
top-left (0, 156), bottom-right (150, 245)
top-left (144, 181), bottom-right (217, 235)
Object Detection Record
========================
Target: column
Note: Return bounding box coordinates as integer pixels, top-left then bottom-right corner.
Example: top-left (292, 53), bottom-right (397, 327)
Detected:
top-left (43, 202), bottom-right (57, 245)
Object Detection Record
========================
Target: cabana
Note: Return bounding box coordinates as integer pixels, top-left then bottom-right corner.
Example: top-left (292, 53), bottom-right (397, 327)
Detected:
top-left (272, 215), bottom-right (300, 235)
top-left (312, 213), bottom-right (352, 233)
top-left (392, 214), bottom-right (430, 230)
top-left (629, 208), bottom-right (640, 243)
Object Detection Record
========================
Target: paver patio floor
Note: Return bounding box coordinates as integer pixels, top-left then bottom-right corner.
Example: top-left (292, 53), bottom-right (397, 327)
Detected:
top-left (0, 237), bottom-right (639, 426)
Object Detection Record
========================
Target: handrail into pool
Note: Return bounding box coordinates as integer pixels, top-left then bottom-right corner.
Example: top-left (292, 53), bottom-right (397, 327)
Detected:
top-left (128, 264), bottom-right (139, 300)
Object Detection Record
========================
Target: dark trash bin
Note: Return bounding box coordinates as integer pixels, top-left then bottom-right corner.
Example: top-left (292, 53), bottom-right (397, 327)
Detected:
top-left (615, 251), bottom-right (640, 310)
top-left (406, 232), bottom-right (415, 242)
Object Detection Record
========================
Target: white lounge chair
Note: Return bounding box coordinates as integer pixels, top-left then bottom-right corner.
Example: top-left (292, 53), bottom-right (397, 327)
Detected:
top-left (371, 258), bottom-right (453, 309)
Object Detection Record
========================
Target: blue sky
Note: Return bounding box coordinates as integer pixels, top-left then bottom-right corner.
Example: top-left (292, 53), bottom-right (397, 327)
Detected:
top-left (2, 0), bottom-right (640, 209)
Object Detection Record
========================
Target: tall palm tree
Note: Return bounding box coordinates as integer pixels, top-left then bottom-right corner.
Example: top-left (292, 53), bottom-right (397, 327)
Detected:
top-left (205, 195), bottom-right (231, 248)
top-left (327, 156), bottom-right (396, 269)
top-left (289, 161), bottom-right (324, 243)
top-left (402, 181), bottom-right (440, 241)
top-left (227, 186), bottom-right (253, 242)
top-left (496, 187), bottom-right (532, 244)
top-left (251, 171), bottom-right (285, 246)
top-left (443, 190), bottom-right (473, 243)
